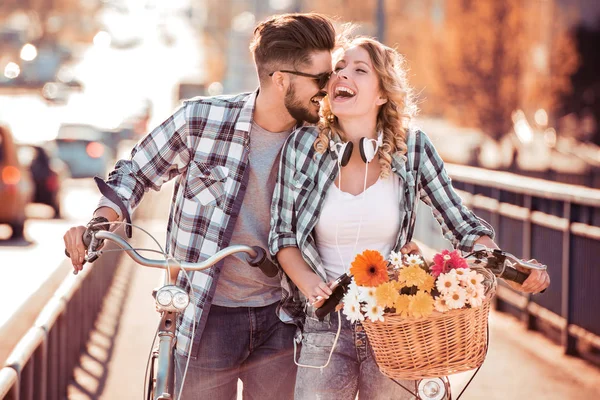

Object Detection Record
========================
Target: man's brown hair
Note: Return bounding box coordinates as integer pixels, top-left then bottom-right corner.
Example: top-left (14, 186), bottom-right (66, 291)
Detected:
top-left (250, 13), bottom-right (336, 83)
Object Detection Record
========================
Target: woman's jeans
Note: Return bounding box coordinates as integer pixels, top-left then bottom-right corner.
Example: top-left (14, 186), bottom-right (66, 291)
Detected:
top-left (174, 302), bottom-right (297, 400)
top-left (295, 307), bottom-right (416, 400)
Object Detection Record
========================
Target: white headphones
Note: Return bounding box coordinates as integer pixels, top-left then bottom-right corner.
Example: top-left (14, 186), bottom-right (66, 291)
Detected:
top-left (329, 132), bottom-right (383, 166)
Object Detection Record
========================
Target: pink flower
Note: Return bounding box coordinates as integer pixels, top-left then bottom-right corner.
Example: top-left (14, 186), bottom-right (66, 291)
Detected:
top-left (431, 249), bottom-right (468, 277)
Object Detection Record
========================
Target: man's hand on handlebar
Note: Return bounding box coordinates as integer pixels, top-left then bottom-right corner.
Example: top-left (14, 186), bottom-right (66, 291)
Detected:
top-left (505, 259), bottom-right (550, 294)
top-left (64, 225), bottom-right (88, 272)
top-left (63, 216), bottom-right (111, 273)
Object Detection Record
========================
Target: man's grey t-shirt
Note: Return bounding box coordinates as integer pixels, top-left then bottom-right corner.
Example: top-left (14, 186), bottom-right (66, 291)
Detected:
top-left (212, 121), bottom-right (292, 307)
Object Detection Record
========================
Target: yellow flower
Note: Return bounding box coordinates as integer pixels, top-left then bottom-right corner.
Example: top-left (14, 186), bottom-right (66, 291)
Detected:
top-left (399, 265), bottom-right (428, 287)
top-left (418, 274), bottom-right (436, 293)
top-left (409, 291), bottom-right (435, 318)
top-left (393, 278), bottom-right (406, 289)
top-left (375, 282), bottom-right (400, 308)
top-left (394, 295), bottom-right (411, 317)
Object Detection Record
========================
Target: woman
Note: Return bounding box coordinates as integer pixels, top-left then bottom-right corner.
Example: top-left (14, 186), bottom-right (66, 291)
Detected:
top-left (269, 37), bottom-right (550, 399)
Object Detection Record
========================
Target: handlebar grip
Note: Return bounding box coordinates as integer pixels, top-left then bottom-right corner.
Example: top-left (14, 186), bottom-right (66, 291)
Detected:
top-left (246, 246), bottom-right (279, 278)
top-left (500, 266), bottom-right (529, 285)
top-left (315, 286), bottom-right (346, 321)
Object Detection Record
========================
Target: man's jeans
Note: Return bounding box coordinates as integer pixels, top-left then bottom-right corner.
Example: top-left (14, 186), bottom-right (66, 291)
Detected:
top-left (295, 308), bottom-right (416, 400)
top-left (174, 302), bottom-right (297, 400)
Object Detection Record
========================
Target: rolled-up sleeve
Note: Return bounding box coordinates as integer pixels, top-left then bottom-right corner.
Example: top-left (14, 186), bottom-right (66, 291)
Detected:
top-left (418, 131), bottom-right (494, 251)
top-left (98, 105), bottom-right (192, 217)
top-left (269, 132), bottom-right (299, 256)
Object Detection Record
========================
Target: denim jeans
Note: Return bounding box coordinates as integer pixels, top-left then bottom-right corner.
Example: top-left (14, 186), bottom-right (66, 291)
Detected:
top-left (174, 302), bottom-right (297, 400)
top-left (295, 307), bottom-right (416, 400)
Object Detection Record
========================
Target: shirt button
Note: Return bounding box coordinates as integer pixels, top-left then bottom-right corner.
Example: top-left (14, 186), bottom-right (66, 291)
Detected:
top-left (355, 325), bottom-right (363, 332)
top-left (355, 339), bottom-right (363, 346)
top-left (329, 175), bottom-right (335, 181)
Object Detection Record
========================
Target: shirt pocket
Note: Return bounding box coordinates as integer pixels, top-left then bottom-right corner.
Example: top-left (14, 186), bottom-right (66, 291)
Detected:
top-left (184, 162), bottom-right (229, 208)
top-left (290, 172), bottom-right (315, 206)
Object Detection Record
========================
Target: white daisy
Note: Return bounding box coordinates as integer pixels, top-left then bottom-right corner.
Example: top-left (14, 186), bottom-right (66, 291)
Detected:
top-left (389, 251), bottom-right (403, 269)
top-left (358, 286), bottom-right (377, 304)
top-left (445, 287), bottom-right (468, 309)
top-left (436, 272), bottom-right (460, 294)
top-left (467, 286), bottom-right (486, 308)
top-left (363, 303), bottom-right (385, 322)
top-left (344, 280), bottom-right (361, 304)
top-left (343, 299), bottom-right (365, 322)
top-left (405, 254), bottom-right (424, 267)
top-left (452, 267), bottom-right (469, 284)
top-left (434, 296), bottom-right (451, 313)
top-left (464, 269), bottom-right (485, 289)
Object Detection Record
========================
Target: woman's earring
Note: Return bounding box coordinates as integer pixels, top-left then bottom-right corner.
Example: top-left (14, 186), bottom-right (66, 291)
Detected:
top-left (327, 113), bottom-right (335, 123)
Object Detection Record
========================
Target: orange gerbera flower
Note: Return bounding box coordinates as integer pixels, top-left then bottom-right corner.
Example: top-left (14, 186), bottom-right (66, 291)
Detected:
top-left (350, 250), bottom-right (389, 287)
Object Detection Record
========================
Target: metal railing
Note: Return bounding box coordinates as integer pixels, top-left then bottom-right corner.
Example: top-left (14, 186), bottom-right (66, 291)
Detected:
top-left (0, 229), bottom-right (124, 399)
top-left (414, 163), bottom-right (600, 366)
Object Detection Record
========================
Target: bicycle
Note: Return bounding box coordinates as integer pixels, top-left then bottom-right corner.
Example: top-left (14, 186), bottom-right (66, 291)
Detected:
top-left (66, 222), bottom-right (279, 400)
top-left (312, 244), bottom-right (547, 400)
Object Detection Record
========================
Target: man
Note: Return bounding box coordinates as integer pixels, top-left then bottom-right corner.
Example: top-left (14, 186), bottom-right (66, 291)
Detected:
top-left (64, 13), bottom-right (336, 400)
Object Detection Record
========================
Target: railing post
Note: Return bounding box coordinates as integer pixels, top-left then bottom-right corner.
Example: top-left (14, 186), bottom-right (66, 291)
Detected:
top-left (20, 359), bottom-right (33, 400)
top-left (523, 195), bottom-right (534, 330)
top-left (562, 201), bottom-right (576, 355)
top-left (0, 367), bottom-right (19, 400)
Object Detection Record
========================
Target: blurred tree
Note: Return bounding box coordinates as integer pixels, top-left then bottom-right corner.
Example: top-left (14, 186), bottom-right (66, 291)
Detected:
top-left (560, 20), bottom-right (600, 145)
top-left (431, 0), bottom-right (578, 141)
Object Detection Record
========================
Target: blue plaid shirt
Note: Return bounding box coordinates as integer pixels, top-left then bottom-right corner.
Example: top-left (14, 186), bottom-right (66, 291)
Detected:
top-left (268, 126), bottom-right (495, 323)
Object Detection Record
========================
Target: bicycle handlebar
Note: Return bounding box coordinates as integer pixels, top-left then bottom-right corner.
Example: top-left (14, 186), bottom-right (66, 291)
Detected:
top-left (65, 230), bottom-right (279, 277)
top-left (314, 274), bottom-right (352, 321)
top-left (470, 244), bottom-right (547, 285)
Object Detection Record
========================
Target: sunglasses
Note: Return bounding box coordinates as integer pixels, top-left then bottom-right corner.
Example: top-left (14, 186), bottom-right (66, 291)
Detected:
top-left (269, 70), bottom-right (333, 89)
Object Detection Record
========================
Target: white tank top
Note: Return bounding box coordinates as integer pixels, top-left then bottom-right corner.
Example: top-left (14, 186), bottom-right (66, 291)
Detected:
top-left (315, 175), bottom-right (402, 283)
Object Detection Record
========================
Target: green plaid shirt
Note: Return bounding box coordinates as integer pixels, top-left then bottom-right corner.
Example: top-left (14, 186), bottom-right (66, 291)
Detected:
top-left (268, 126), bottom-right (494, 324)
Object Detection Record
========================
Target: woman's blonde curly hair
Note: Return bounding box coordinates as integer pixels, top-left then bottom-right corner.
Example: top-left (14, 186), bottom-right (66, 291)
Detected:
top-left (314, 36), bottom-right (417, 178)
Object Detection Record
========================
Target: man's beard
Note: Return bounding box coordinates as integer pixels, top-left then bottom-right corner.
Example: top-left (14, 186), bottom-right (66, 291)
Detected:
top-left (284, 84), bottom-right (320, 124)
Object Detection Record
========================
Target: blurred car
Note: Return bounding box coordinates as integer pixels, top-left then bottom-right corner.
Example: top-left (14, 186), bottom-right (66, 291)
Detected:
top-left (52, 124), bottom-right (112, 179)
top-left (17, 144), bottom-right (69, 218)
top-left (0, 124), bottom-right (34, 238)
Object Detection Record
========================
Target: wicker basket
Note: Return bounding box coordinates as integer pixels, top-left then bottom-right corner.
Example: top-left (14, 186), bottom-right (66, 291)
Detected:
top-left (362, 267), bottom-right (497, 380)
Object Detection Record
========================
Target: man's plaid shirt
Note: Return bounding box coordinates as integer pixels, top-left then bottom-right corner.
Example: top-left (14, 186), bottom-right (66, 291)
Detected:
top-left (99, 90), bottom-right (298, 358)
top-left (268, 126), bottom-right (495, 320)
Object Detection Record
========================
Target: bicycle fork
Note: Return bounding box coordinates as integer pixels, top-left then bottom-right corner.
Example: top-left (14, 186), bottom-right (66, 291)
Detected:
top-left (154, 311), bottom-right (178, 400)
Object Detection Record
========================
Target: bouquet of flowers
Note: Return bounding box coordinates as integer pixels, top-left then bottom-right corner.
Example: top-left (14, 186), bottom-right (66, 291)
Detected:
top-left (342, 248), bottom-right (487, 323)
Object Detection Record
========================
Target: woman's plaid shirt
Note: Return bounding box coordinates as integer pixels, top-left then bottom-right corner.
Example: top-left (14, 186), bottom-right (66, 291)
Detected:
top-left (98, 90), bottom-right (299, 358)
top-left (269, 126), bottom-right (495, 321)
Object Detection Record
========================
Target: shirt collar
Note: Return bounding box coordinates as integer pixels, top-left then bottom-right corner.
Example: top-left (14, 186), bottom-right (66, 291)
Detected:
top-left (234, 88), bottom-right (259, 133)
top-left (391, 152), bottom-right (408, 182)
top-left (241, 88), bottom-right (306, 133)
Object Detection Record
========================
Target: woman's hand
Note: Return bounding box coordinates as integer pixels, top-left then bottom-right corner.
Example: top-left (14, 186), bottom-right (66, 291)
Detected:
top-left (297, 274), bottom-right (333, 307)
top-left (309, 281), bottom-right (335, 309)
top-left (400, 241), bottom-right (422, 257)
top-left (505, 259), bottom-right (550, 294)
